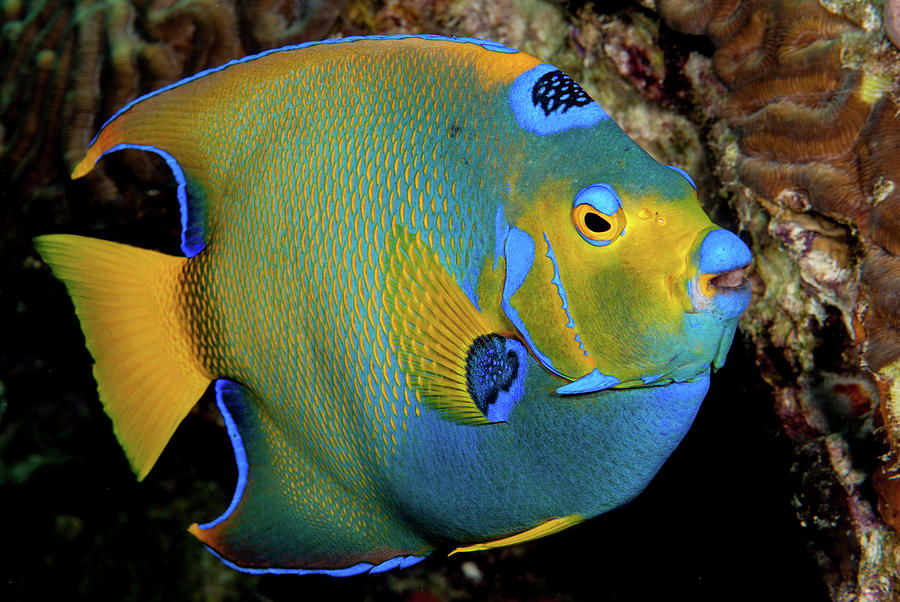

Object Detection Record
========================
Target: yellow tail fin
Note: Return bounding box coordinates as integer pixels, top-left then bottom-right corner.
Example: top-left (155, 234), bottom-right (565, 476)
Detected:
top-left (33, 234), bottom-right (211, 480)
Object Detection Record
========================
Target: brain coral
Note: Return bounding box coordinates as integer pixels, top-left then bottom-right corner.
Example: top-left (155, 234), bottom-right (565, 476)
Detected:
top-left (658, 0), bottom-right (900, 368)
top-left (657, 0), bottom-right (900, 597)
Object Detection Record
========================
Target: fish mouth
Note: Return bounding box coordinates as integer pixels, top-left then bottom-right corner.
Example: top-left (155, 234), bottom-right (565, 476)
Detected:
top-left (708, 266), bottom-right (748, 290)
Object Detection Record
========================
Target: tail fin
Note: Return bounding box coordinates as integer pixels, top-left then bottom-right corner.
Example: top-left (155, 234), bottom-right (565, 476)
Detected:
top-left (33, 234), bottom-right (212, 480)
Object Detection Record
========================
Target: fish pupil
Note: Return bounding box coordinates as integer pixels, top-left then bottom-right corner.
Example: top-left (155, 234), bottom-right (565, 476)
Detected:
top-left (584, 212), bottom-right (611, 233)
top-left (466, 334), bottom-right (520, 417)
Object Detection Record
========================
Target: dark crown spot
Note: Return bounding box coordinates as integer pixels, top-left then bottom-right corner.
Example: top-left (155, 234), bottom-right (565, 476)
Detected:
top-left (532, 70), bottom-right (592, 117)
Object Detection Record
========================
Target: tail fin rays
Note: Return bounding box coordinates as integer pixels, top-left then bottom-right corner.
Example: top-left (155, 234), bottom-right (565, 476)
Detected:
top-left (34, 234), bottom-right (211, 480)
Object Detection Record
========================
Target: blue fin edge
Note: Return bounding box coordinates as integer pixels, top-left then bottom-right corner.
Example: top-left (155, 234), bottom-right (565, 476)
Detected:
top-left (201, 544), bottom-right (427, 576)
top-left (99, 143), bottom-right (204, 257)
top-left (196, 380), bottom-right (248, 531)
top-left (195, 379), bottom-right (428, 576)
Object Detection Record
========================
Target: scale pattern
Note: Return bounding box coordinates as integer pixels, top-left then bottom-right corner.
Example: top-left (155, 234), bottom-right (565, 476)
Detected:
top-left (175, 40), bottom-right (532, 555)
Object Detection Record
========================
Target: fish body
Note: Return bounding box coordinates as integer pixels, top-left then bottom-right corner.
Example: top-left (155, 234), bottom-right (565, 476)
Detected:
top-left (34, 35), bottom-right (752, 575)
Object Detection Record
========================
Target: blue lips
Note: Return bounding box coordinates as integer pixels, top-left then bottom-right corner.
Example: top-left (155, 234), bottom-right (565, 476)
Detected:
top-left (697, 229), bottom-right (752, 319)
top-left (699, 229), bottom-right (752, 275)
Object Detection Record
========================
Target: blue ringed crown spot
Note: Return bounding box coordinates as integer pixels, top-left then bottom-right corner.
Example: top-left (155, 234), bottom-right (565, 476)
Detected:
top-left (572, 183), bottom-right (626, 246)
top-left (509, 64), bottom-right (609, 135)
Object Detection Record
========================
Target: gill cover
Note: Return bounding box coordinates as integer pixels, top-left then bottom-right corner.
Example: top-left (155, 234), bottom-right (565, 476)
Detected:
top-left (500, 184), bottom-right (628, 390)
top-left (501, 64), bottom-right (633, 389)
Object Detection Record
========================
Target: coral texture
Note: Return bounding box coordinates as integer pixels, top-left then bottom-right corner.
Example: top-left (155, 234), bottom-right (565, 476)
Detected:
top-left (0, 0), bottom-right (344, 210)
top-left (657, 0), bottom-right (900, 598)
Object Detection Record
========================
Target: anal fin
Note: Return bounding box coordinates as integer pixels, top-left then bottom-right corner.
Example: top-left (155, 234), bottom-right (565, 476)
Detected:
top-left (189, 380), bottom-right (431, 575)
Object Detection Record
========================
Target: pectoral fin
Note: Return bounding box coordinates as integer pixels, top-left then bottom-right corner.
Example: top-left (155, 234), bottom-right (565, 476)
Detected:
top-left (385, 230), bottom-right (526, 425)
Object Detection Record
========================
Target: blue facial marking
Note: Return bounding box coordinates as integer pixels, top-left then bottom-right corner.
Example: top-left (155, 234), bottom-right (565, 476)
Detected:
top-left (698, 229), bottom-right (752, 275)
top-left (501, 227), bottom-right (563, 377)
top-left (641, 374), bottom-right (662, 384)
top-left (574, 332), bottom-right (587, 354)
top-left (667, 165), bottom-right (697, 190)
top-left (575, 183), bottom-right (621, 215)
top-left (689, 231), bottom-right (752, 319)
top-left (544, 234), bottom-right (576, 330)
top-left (502, 228), bottom-right (534, 304)
top-left (545, 234), bottom-right (588, 356)
top-left (509, 64), bottom-right (609, 136)
top-left (711, 285), bottom-right (752, 319)
top-left (556, 369), bottom-right (621, 395)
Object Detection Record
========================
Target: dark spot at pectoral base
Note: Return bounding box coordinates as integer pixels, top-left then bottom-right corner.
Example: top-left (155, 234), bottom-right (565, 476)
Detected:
top-left (466, 334), bottom-right (521, 421)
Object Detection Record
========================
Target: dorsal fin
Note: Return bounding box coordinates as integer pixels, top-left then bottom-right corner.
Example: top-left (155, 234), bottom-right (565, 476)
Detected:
top-left (70, 73), bottom-right (219, 257)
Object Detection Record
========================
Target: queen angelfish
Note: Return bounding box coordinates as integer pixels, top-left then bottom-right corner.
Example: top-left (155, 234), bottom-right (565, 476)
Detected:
top-left (33, 35), bottom-right (752, 575)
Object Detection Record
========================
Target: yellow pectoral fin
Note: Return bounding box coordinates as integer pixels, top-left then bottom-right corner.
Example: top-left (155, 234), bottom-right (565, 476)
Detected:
top-left (449, 514), bottom-right (583, 555)
top-left (385, 229), bottom-right (509, 426)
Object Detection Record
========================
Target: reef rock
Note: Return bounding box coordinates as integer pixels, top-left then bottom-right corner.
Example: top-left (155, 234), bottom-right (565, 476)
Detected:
top-left (657, 0), bottom-right (900, 598)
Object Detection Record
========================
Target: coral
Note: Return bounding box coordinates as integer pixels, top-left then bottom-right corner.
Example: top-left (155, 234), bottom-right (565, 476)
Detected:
top-left (885, 0), bottom-right (900, 48)
top-left (657, 0), bottom-right (900, 598)
top-left (0, 0), bottom-right (343, 210)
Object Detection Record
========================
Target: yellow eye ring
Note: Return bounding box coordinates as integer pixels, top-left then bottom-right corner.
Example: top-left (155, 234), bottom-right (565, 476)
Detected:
top-left (573, 203), bottom-right (626, 246)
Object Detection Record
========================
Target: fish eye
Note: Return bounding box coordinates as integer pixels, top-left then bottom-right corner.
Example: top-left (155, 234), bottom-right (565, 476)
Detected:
top-left (572, 184), bottom-right (626, 246)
